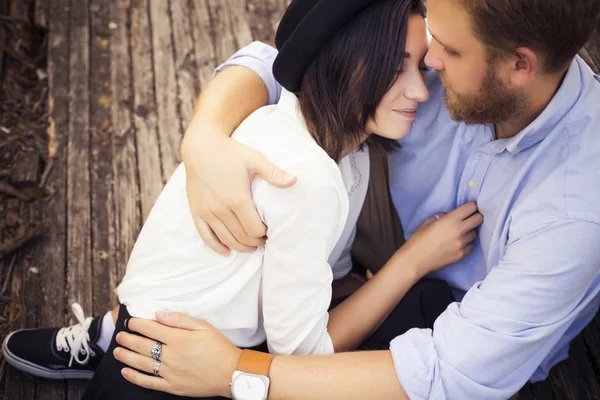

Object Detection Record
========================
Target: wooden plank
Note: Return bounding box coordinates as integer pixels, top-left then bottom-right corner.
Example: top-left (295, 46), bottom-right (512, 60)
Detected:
top-left (10, 152), bottom-right (40, 187)
top-left (3, 201), bottom-right (37, 400)
top-left (189, 0), bottom-right (217, 90)
top-left (0, 0), bottom-right (8, 102)
top-left (66, 0), bottom-right (91, 397)
top-left (533, 337), bottom-right (600, 400)
top-left (206, 0), bottom-right (241, 63)
top-left (226, 0), bottom-right (253, 48)
top-left (148, 0), bottom-right (181, 179)
top-left (111, 0), bottom-right (141, 286)
top-left (130, 0), bottom-right (163, 220)
top-left (246, 0), bottom-right (284, 44)
top-left (89, 0), bottom-right (117, 317)
top-left (9, 0), bottom-right (29, 20)
top-left (35, 0), bottom-right (48, 29)
top-left (169, 0), bottom-right (199, 127)
top-left (28, 0), bottom-right (70, 397)
top-left (275, 0), bottom-right (291, 34)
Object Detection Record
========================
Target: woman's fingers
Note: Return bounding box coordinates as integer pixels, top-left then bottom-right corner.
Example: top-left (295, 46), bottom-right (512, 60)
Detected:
top-left (116, 332), bottom-right (169, 364)
top-left (463, 212), bottom-right (484, 231)
top-left (114, 346), bottom-right (168, 374)
top-left (450, 202), bottom-right (479, 220)
top-left (462, 230), bottom-right (477, 245)
top-left (463, 243), bottom-right (475, 256)
top-left (121, 367), bottom-right (172, 393)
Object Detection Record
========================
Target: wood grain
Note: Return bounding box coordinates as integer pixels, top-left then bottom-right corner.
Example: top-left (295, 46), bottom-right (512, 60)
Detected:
top-left (110, 0), bottom-right (142, 286)
top-left (66, 0), bottom-right (92, 396)
top-left (89, 0), bottom-right (117, 317)
top-left (130, 0), bottom-right (163, 220)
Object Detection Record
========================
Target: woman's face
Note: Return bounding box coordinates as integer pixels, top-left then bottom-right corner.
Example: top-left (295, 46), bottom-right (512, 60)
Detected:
top-left (366, 15), bottom-right (430, 139)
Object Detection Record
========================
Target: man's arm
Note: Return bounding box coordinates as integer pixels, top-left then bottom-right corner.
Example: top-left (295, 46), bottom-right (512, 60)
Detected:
top-left (268, 351), bottom-right (408, 400)
top-left (180, 65), bottom-right (269, 158)
top-left (117, 315), bottom-right (410, 399)
top-left (389, 218), bottom-right (600, 399)
top-left (180, 42), bottom-right (294, 255)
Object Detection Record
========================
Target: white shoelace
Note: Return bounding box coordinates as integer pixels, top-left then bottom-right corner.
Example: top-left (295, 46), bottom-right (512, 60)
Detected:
top-left (55, 303), bottom-right (96, 367)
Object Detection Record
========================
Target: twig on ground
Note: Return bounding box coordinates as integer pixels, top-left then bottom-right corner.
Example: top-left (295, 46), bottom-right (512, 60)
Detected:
top-left (0, 224), bottom-right (47, 260)
top-left (0, 181), bottom-right (32, 201)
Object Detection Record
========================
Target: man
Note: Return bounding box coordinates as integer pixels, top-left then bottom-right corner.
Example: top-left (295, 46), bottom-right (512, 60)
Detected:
top-left (115, 0), bottom-right (600, 398)
top-left (4, 0), bottom-right (600, 399)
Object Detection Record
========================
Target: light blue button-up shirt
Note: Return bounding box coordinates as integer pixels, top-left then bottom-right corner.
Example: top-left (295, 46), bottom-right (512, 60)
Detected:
top-left (217, 41), bottom-right (600, 400)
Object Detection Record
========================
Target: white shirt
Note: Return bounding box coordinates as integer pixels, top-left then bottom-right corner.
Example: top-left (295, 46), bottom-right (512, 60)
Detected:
top-left (118, 89), bottom-right (370, 355)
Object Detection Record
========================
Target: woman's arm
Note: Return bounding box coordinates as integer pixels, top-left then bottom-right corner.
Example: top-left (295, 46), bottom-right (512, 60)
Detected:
top-left (328, 202), bottom-right (483, 351)
top-left (257, 158), bottom-right (345, 356)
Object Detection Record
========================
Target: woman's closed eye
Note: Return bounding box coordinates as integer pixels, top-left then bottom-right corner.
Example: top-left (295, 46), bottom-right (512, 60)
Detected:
top-left (397, 64), bottom-right (429, 75)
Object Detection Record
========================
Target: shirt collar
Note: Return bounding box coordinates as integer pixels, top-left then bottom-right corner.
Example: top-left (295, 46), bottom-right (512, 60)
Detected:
top-left (504, 56), bottom-right (584, 154)
top-left (276, 89), bottom-right (311, 135)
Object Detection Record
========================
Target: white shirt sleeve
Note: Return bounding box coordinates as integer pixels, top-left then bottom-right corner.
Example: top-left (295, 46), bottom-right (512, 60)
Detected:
top-left (255, 157), bottom-right (348, 356)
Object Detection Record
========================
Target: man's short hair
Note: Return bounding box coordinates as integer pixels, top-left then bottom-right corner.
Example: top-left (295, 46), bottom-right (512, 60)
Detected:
top-left (461, 0), bottom-right (600, 73)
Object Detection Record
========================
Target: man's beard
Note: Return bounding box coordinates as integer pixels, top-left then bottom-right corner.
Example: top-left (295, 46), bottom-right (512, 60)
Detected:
top-left (439, 65), bottom-right (530, 125)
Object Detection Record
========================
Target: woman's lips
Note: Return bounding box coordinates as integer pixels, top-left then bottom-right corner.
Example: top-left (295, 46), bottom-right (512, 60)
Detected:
top-left (394, 109), bottom-right (417, 119)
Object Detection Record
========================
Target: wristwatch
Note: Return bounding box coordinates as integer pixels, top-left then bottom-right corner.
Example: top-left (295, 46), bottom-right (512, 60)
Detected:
top-left (230, 349), bottom-right (274, 400)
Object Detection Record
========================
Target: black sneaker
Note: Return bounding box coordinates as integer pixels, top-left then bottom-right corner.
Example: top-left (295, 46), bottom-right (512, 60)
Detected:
top-left (2, 303), bottom-right (106, 379)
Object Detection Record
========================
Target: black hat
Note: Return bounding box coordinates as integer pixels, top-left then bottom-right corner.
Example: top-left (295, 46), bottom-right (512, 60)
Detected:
top-left (273, 0), bottom-right (380, 92)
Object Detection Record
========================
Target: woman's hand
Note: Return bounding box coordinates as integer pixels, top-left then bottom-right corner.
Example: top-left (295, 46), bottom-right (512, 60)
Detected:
top-left (398, 202), bottom-right (483, 277)
top-left (114, 312), bottom-right (242, 398)
top-left (181, 131), bottom-right (296, 256)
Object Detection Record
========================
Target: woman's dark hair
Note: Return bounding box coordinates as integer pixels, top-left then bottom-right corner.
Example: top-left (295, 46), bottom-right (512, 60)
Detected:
top-left (298, 0), bottom-right (425, 162)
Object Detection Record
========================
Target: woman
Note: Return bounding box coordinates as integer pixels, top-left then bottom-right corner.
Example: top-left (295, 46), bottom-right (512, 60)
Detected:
top-left (3, 0), bottom-right (480, 398)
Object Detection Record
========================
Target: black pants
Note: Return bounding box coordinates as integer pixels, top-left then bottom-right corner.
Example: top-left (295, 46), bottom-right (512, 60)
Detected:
top-left (83, 279), bottom-right (454, 399)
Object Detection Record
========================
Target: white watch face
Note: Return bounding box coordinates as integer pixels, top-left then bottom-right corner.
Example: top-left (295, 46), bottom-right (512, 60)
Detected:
top-left (231, 373), bottom-right (268, 400)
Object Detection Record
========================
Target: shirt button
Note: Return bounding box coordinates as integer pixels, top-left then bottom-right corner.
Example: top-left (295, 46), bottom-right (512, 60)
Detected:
top-left (513, 146), bottom-right (519, 152)
top-left (468, 180), bottom-right (476, 188)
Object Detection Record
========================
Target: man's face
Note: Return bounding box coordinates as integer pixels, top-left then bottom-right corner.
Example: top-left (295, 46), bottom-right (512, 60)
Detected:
top-left (425, 0), bottom-right (529, 124)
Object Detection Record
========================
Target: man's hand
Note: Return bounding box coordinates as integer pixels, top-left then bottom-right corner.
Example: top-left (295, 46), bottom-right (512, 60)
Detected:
top-left (115, 312), bottom-right (242, 398)
top-left (181, 133), bottom-right (297, 256)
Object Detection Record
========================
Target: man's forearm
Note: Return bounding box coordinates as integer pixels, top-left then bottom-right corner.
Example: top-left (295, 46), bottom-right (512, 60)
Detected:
top-left (181, 65), bottom-right (269, 158)
top-left (266, 351), bottom-right (408, 400)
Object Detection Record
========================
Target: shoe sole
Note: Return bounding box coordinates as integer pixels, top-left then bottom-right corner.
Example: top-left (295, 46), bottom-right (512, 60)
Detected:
top-left (2, 331), bottom-right (95, 380)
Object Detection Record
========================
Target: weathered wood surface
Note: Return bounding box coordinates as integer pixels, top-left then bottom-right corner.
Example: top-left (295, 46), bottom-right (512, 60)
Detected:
top-left (1, 1), bottom-right (600, 399)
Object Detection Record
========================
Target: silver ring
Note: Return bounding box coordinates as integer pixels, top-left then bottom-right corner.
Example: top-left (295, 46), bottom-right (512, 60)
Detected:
top-left (153, 360), bottom-right (161, 376)
top-left (434, 213), bottom-right (441, 220)
top-left (150, 341), bottom-right (162, 361)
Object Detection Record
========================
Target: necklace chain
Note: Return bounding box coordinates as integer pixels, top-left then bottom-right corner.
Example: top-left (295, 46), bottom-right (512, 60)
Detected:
top-left (349, 153), bottom-right (363, 194)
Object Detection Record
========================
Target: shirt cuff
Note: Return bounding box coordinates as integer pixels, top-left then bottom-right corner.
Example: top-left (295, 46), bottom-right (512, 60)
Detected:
top-left (213, 41), bottom-right (282, 106)
top-left (389, 328), bottom-right (444, 400)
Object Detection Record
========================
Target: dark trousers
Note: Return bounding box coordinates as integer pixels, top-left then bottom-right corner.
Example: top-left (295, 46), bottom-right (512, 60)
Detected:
top-left (82, 278), bottom-right (454, 399)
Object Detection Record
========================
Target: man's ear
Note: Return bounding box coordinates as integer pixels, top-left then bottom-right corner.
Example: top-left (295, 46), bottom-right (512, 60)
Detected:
top-left (509, 47), bottom-right (538, 87)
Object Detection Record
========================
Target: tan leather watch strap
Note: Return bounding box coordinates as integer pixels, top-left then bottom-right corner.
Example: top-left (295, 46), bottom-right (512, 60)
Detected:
top-left (237, 349), bottom-right (274, 377)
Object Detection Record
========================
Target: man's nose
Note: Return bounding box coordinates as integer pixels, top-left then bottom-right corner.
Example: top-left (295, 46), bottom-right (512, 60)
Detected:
top-left (425, 43), bottom-right (444, 71)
